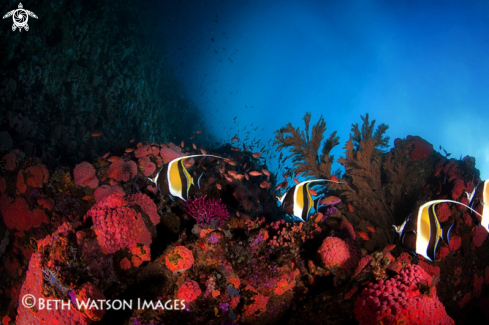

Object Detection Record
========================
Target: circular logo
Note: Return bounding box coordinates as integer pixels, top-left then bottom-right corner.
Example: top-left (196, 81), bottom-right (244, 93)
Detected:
top-left (22, 294), bottom-right (36, 308)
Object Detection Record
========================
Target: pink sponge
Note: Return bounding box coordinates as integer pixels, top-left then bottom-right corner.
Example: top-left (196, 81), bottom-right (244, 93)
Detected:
top-left (127, 193), bottom-right (160, 226)
top-left (318, 236), bottom-right (361, 274)
top-left (93, 184), bottom-right (125, 203)
top-left (355, 264), bottom-right (454, 325)
top-left (74, 162), bottom-right (98, 189)
top-left (83, 193), bottom-right (152, 254)
top-left (108, 160), bottom-right (137, 182)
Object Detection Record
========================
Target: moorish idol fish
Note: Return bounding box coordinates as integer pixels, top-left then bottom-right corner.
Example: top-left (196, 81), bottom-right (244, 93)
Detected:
top-left (148, 155), bottom-right (223, 201)
top-left (466, 180), bottom-right (488, 232)
top-left (277, 179), bottom-right (344, 221)
top-left (393, 199), bottom-right (481, 261)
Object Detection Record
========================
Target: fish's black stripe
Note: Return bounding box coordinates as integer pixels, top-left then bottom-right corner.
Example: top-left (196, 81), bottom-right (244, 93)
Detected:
top-left (301, 183), bottom-right (310, 221)
top-left (177, 160), bottom-right (189, 201)
top-left (426, 205), bottom-right (438, 261)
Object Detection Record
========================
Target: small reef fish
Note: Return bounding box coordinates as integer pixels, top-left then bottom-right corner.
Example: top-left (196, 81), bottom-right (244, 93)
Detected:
top-left (125, 148), bottom-right (134, 153)
top-left (357, 231), bottom-right (369, 241)
top-left (108, 156), bottom-right (121, 162)
top-left (232, 137), bottom-right (239, 141)
top-left (466, 180), bottom-right (488, 232)
top-left (366, 226), bottom-right (376, 233)
top-left (249, 171), bottom-right (262, 176)
top-left (130, 138), bottom-right (135, 143)
top-left (252, 152), bottom-right (261, 158)
top-left (318, 196), bottom-right (341, 207)
top-left (308, 188), bottom-right (318, 196)
top-left (348, 202), bottom-right (354, 212)
top-left (196, 130), bottom-right (202, 134)
top-left (91, 131), bottom-right (102, 137)
top-left (384, 244), bottom-right (396, 251)
top-left (149, 155), bottom-right (223, 201)
top-left (223, 158), bottom-right (236, 166)
top-left (330, 175), bottom-right (340, 183)
top-left (277, 179), bottom-right (341, 221)
top-left (393, 199), bottom-right (478, 261)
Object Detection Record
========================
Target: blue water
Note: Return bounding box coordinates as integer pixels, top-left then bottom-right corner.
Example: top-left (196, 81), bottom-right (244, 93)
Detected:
top-left (154, 0), bottom-right (489, 179)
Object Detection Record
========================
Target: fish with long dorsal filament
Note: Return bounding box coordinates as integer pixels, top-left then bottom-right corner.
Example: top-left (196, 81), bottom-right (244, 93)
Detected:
top-left (148, 154), bottom-right (223, 201)
top-left (466, 180), bottom-right (489, 232)
top-left (393, 199), bottom-right (483, 261)
top-left (277, 179), bottom-right (344, 221)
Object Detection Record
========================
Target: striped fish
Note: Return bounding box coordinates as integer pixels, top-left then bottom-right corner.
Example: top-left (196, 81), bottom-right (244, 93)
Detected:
top-left (277, 179), bottom-right (341, 221)
top-left (394, 199), bottom-right (480, 261)
top-left (149, 155), bottom-right (222, 201)
top-left (467, 180), bottom-right (488, 232)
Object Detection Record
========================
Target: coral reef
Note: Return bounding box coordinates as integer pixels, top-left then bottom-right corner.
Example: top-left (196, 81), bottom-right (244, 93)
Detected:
top-left (0, 108), bottom-right (488, 325)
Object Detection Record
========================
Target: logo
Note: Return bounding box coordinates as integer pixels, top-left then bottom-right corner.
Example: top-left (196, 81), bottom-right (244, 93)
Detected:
top-left (2, 3), bottom-right (38, 32)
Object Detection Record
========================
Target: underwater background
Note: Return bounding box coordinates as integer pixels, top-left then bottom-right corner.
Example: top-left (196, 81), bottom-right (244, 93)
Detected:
top-left (0, 0), bottom-right (489, 324)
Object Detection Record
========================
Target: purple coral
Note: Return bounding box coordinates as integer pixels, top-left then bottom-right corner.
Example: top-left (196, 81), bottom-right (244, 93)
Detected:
top-left (184, 195), bottom-right (230, 228)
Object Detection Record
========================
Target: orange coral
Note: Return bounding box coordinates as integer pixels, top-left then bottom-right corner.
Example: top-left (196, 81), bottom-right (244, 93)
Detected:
top-left (242, 285), bottom-right (269, 318)
top-left (165, 246), bottom-right (194, 272)
top-left (177, 280), bottom-right (201, 303)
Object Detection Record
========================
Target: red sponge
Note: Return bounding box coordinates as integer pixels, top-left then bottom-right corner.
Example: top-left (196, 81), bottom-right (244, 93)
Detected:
top-left (74, 162), bottom-right (98, 189)
top-left (318, 236), bottom-right (361, 274)
top-left (355, 264), bottom-right (454, 325)
top-left (83, 193), bottom-right (152, 254)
